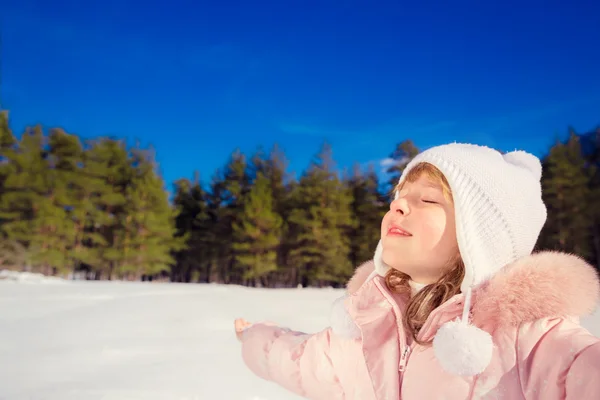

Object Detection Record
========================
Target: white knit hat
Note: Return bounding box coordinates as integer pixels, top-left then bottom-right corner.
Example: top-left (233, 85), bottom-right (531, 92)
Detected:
top-left (373, 143), bottom-right (547, 376)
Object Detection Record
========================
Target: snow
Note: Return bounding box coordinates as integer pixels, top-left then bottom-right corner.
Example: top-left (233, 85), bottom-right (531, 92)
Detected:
top-left (0, 269), bottom-right (68, 284)
top-left (0, 272), bottom-right (599, 400)
top-left (0, 273), bottom-right (340, 400)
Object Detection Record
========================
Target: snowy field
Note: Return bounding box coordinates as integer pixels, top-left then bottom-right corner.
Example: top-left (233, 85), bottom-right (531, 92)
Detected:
top-left (1, 271), bottom-right (599, 400)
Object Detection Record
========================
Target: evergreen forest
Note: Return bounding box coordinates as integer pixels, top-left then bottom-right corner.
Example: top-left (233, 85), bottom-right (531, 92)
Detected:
top-left (1, 111), bottom-right (598, 287)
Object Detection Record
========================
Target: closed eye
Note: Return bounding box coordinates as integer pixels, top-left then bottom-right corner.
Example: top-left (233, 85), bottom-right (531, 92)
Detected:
top-left (422, 199), bottom-right (438, 204)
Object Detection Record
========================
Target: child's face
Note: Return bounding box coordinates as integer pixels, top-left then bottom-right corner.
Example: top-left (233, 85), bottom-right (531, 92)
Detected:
top-left (380, 173), bottom-right (458, 284)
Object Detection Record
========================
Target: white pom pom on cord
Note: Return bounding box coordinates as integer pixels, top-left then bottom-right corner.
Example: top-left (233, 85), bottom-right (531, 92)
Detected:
top-left (433, 319), bottom-right (494, 376)
top-left (329, 294), bottom-right (361, 340)
top-left (433, 287), bottom-right (494, 376)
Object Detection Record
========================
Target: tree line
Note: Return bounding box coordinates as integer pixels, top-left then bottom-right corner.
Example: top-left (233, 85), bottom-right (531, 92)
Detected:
top-left (0, 111), bottom-right (184, 280)
top-left (0, 110), bottom-right (598, 286)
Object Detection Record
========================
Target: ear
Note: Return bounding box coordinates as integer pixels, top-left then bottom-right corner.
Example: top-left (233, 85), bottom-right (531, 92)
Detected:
top-left (346, 260), bottom-right (375, 294)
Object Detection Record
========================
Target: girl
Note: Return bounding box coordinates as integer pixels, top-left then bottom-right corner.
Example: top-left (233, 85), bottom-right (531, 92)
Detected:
top-left (235, 143), bottom-right (600, 399)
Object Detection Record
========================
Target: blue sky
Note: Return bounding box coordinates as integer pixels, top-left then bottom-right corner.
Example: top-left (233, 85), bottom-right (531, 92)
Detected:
top-left (2, 0), bottom-right (599, 190)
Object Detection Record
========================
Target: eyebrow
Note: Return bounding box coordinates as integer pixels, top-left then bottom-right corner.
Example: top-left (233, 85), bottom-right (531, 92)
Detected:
top-left (423, 182), bottom-right (442, 190)
top-left (397, 181), bottom-right (442, 195)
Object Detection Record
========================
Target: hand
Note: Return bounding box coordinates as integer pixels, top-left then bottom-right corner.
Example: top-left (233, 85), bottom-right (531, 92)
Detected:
top-left (234, 318), bottom-right (253, 341)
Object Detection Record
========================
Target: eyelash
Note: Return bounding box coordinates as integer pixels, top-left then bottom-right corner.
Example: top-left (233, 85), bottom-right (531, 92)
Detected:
top-left (422, 200), bottom-right (437, 204)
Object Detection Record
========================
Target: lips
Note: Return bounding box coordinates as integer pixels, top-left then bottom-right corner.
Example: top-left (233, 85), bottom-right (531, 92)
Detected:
top-left (387, 224), bottom-right (412, 237)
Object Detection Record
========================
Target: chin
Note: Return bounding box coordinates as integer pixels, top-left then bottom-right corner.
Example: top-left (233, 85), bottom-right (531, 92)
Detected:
top-left (382, 256), bottom-right (413, 275)
top-left (381, 256), bottom-right (405, 273)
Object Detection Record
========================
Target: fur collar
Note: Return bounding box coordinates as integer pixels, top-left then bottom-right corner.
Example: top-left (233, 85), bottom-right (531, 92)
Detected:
top-left (333, 251), bottom-right (600, 338)
top-left (471, 251), bottom-right (599, 332)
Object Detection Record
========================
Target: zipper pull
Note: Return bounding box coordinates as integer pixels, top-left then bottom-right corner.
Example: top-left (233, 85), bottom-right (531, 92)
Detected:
top-left (398, 346), bottom-right (411, 372)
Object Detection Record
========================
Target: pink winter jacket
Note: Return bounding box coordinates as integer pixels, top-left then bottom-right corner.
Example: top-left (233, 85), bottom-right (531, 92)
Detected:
top-left (240, 251), bottom-right (600, 399)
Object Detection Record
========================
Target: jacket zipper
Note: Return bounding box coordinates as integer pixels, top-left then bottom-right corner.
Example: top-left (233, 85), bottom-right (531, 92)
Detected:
top-left (398, 345), bottom-right (412, 372)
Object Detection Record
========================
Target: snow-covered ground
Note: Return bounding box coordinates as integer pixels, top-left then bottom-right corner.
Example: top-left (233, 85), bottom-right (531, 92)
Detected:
top-left (1, 272), bottom-right (599, 400)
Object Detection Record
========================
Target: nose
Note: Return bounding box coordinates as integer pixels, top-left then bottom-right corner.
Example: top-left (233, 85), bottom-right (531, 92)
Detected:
top-left (390, 196), bottom-right (410, 215)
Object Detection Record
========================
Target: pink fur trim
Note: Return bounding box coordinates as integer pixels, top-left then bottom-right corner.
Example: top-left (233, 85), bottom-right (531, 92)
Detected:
top-left (346, 260), bottom-right (375, 294)
top-left (472, 251), bottom-right (600, 332)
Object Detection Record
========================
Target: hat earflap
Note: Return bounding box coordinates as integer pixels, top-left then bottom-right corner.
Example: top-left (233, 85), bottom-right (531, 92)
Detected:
top-left (373, 240), bottom-right (391, 276)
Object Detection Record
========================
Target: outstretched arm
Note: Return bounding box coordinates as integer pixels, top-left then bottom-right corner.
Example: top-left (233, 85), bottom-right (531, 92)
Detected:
top-left (237, 320), bottom-right (346, 400)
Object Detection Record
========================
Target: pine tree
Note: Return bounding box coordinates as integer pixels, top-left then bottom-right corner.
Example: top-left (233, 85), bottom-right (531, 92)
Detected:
top-left (69, 139), bottom-right (112, 275)
top-left (46, 128), bottom-right (84, 273)
top-left (204, 168), bottom-right (226, 283)
top-left (387, 139), bottom-right (419, 190)
top-left (84, 138), bottom-right (130, 279)
top-left (0, 238), bottom-right (27, 270)
top-left (210, 150), bottom-right (250, 284)
top-left (0, 111), bottom-right (25, 270)
top-left (250, 144), bottom-right (291, 212)
top-left (249, 144), bottom-right (293, 285)
top-left (347, 163), bottom-right (386, 267)
top-left (0, 112), bottom-right (17, 211)
top-left (287, 143), bottom-right (356, 287)
top-left (232, 172), bottom-right (283, 286)
top-left (172, 172), bottom-right (209, 282)
top-left (539, 131), bottom-right (592, 258)
top-left (117, 147), bottom-right (183, 279)
top-left (0, 126), bottom-right (57, 273)
top-left (0, 110), bottom-right (16, 163)
top-left (584, 127), bottom-right (600, 269)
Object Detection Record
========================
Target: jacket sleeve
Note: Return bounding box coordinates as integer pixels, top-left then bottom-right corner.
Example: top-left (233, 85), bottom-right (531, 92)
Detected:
top-left (515, 317), bottom-right (600, 398)
top-left (240, 322), bottom-right (345, 399)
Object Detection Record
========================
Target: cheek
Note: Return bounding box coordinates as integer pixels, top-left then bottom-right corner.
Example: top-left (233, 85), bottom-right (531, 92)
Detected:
top-left (380, 211), bottom-right (392, 237)
top-left (418, 211), bottom-right (449, 242)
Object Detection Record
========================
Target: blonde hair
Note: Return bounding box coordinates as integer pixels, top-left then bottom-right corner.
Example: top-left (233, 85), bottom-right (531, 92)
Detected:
top-left (384, 162), bottom-right (465, 345)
